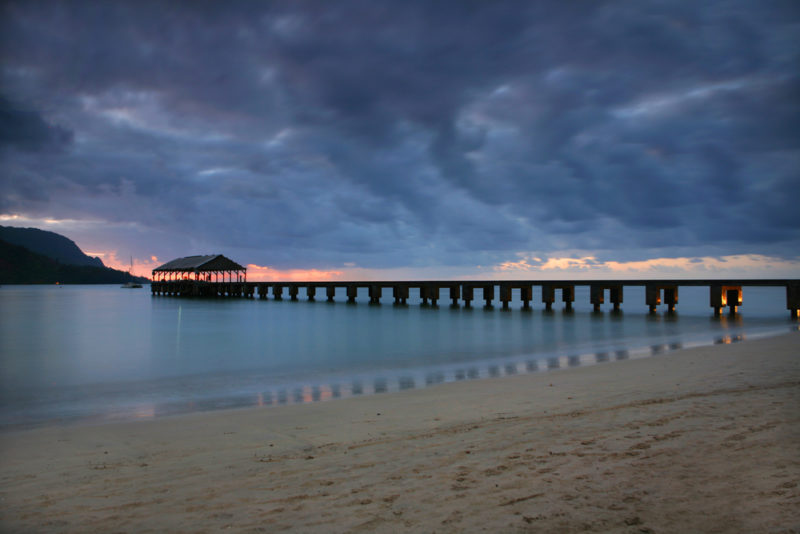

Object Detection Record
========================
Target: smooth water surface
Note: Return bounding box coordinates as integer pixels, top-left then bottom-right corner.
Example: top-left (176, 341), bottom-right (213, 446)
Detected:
top-left (0, 284), bottom-right (795, 429)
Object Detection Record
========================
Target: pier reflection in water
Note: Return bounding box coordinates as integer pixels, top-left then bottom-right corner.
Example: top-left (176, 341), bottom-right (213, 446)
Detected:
top-left (137, 332), bottom-right (756, 420)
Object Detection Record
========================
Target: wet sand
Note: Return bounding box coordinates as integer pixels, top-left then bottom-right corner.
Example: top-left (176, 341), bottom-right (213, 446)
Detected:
top-left (1, 332), bottom-right (798, 533)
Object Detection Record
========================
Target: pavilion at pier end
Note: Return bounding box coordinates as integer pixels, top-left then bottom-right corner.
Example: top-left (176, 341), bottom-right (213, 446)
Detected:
top-left (152, 255), bottom-right (247, 283)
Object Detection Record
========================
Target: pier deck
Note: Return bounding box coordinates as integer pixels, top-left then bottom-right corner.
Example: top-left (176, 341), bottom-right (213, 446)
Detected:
top-left (151, 279), bottom-right (800, 317)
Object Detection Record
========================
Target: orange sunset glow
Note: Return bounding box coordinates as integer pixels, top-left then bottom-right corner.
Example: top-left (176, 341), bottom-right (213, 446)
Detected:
top-left (492, 253), bottom-right (800, 279)
top-left (88, 252), bottom-right (161, 278)
top-left (246, 264), bottom-right (344, 282)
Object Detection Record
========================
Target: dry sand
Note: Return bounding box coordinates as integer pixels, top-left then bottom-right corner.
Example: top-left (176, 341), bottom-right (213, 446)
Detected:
top-left (1, 332), bottom-right (799, 533)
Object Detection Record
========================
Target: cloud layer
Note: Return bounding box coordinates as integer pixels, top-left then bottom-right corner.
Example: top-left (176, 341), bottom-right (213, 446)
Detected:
top-left (1, 1), bottom-right (798, 276)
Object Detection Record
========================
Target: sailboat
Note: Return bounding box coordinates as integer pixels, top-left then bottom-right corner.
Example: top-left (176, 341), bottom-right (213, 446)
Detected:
top-left (121, 256), bottom-right (143, 288)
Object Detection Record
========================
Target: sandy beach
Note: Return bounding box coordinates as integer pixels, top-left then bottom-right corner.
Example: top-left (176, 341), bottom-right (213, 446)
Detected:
top-left (1, 332), bottom-right (798, 533)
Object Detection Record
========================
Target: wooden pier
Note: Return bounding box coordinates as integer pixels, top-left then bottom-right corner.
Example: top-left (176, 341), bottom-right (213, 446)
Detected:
top-left (150, 255), bottom-right (799, 317)
top-left (150, 278), bottom-right (800, 318)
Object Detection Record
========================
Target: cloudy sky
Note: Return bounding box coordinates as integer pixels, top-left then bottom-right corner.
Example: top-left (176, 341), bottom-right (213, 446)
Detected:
top-left (1, 0), bottom-right (798, 280)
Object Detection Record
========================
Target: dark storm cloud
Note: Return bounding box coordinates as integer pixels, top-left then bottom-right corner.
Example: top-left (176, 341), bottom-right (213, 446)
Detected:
top-left (0, 95), bottom-right (73, 152)
top-left (0, 0), bottom-right (798, 269)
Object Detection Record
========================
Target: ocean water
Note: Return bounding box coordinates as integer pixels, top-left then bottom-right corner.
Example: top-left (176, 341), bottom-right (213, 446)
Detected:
top-left (0, 284), bottom-right (796, 429)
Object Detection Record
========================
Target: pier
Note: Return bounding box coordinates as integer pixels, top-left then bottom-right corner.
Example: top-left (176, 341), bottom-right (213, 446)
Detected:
top-left (150, 280), bottom-right (800, 318)
top-left (150, 255), bottom-right (799, 317)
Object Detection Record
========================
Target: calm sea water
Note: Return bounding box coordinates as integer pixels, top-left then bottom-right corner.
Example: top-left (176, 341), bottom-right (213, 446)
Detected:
top-left (0, 284), bottom-right (796, 429)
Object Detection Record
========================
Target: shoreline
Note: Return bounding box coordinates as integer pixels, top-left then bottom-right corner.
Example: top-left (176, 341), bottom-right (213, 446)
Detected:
top-left (2, 323), bottom-right (797, 433)
top-left (1, 332), bottom-right (799, 532)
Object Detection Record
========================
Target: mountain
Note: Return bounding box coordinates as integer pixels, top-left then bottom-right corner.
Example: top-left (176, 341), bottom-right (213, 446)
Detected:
top-left (0, 227), bottom-right (149, 284)
top-left (0, 226), bottom-right (104, 267)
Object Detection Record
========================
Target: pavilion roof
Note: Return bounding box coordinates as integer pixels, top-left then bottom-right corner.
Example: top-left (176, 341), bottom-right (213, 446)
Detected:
top-left (153, 254), bottom-right (245, 272)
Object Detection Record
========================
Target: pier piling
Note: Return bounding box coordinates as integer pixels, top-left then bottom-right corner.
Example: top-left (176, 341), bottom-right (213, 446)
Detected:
top-left (711, 285), bottom-right (742, 316)
top-left (393, 285), bottom-right (409, 305)
top-left (788, 283), bottom-right (800, 319)
top-left (499, 285), bottom-right (512, 310)
top-left (542, 284), bottom-right (574, 311)
top-left (590, 284), bottom-right (604, 312)
top-left (520, 286), bottom-right (532, 310)
top-left (646, 285), bottom-right (677, 314)
top-left (429, 286), bottom-right (439, 307)
top-left (449, 285), bottom-right (461, 307)
top-left (463, 286), bottom-right (474, 308)
top-left (483, 285), bottom-right (494, 308)
top-left (369, 285), bottom-right (382, 304)
top-left (664, 286), bottom-right (678, 313)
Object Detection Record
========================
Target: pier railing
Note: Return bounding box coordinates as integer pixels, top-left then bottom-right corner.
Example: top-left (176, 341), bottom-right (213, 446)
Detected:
top-left (151, 279), bottom-right (800, 317)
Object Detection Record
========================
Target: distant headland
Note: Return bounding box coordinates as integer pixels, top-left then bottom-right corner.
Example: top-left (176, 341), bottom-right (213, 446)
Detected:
top-left (0, 225), bottom-right (149, 285)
